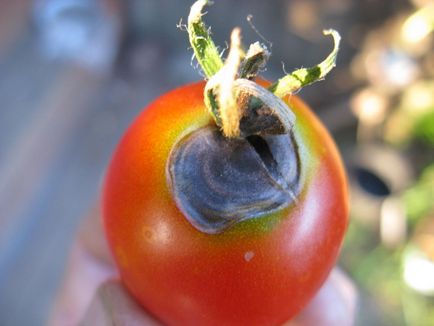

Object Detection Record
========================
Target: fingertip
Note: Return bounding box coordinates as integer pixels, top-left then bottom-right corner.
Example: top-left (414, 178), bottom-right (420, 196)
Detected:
top-left (286, 268), bottom-right (358, 326)
top-left (80, 280), bottom-right (162, 326)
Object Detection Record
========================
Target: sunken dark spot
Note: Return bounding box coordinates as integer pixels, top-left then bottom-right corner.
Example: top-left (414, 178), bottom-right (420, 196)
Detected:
top-left (167, 125), bottom-right (301, 234)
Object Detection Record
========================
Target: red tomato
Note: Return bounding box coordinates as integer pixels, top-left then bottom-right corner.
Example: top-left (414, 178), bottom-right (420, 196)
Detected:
top-left (103, 81), bottom-right (348, 326)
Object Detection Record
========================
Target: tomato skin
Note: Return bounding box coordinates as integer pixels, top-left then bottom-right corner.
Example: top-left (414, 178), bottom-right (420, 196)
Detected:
top-left (103, 81), bottom-right (348, 326)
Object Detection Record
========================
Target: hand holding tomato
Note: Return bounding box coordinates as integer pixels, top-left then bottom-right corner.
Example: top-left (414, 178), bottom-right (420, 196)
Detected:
top-left (102, 1), bottom-right (349, 325)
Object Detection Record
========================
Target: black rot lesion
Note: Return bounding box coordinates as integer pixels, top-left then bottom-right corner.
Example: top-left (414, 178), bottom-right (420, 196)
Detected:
top-left (167, 125), bottom-right (302, 234)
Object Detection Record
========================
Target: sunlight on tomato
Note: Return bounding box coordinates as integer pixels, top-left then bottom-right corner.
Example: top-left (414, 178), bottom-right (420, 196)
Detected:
top-left (103, 81), bottom-right (348, 326)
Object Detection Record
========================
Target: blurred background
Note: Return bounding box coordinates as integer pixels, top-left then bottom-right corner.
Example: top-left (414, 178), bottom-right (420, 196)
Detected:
top-left (0, 0), bottom-right (433, 325)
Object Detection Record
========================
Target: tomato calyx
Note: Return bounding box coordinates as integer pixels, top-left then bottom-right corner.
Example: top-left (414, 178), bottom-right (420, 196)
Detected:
top-left (187, 0), bottom-right (341, 139)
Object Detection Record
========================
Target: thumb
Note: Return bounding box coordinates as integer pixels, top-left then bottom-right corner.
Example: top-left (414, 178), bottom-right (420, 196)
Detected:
top-left (80, 280), bottom-right (162, 326)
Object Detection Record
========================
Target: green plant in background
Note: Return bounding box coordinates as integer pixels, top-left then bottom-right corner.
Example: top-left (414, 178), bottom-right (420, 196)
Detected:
top-left (343, 1), bottom-right (434, 325)
top-left (404, 164), bottom-right (434, 226)
top-left (413, 110), bottom-right (434, 146)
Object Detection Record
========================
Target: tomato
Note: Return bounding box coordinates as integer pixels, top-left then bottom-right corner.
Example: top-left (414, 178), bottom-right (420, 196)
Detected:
top-left (102, 80), bottom-right (348, 326)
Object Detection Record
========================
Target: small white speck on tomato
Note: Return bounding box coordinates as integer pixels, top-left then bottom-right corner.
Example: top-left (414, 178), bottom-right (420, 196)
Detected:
top-left (244, 251), bottom-right (255, 262)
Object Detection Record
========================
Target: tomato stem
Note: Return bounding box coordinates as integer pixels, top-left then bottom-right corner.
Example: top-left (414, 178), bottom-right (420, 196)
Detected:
top-left (204, 28), bottom-right (244, 137)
